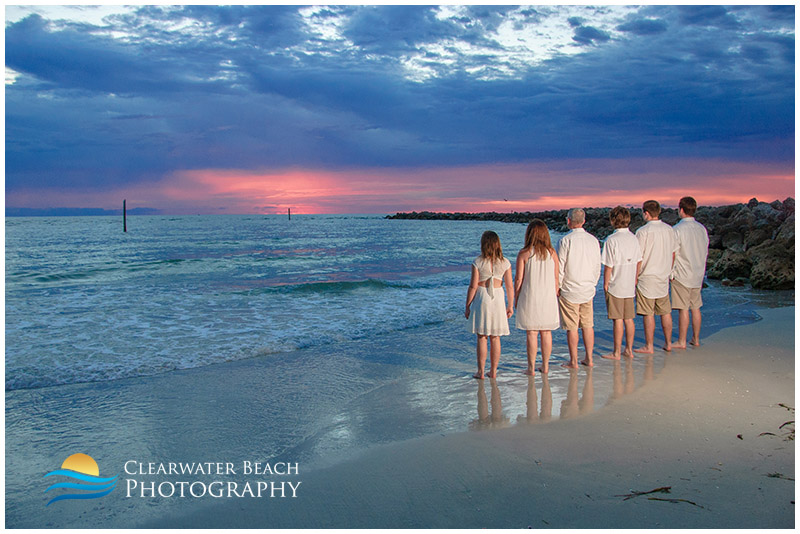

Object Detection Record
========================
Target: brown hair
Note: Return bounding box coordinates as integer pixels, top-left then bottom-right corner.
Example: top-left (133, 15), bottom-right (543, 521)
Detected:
top-left (642, 200), bottom-right (661, 218)
top-left (679, 196), bottom-right (697, 216)
top-left (480, 230), bottom-right (504, 263)
top-left (609, 206), bottom-right (631, 229)
top-left (523, 219), bottom-right (553, 260)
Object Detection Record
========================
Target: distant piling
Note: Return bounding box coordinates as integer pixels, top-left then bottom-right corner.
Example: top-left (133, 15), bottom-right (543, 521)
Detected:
top-left (288, 208), bottom-right (291, 221)
top-left (123, 200), bottom-right (127, 232)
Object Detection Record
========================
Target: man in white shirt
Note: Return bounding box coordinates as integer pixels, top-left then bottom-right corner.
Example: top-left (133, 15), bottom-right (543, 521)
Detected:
top-left (671, 196), bottom-right (709, 348)
top-left (556, 208), bottom-right (602, 367)
top-left (600, 206), bottom-right (642, 360)
top-left (634, 200), bottom-right (679, 354)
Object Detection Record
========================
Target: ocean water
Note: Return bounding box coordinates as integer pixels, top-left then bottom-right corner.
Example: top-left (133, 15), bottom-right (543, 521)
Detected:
top-left (5, 214), bottom-right (781, 527)
top-left (6, 215), bottom-right (484, 390)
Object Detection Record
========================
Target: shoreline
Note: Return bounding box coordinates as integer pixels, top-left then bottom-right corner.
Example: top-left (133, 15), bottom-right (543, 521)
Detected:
top-left (5, 298), bottom-right (793, 528)
top-left (151, 305), bottom-right (795, 529)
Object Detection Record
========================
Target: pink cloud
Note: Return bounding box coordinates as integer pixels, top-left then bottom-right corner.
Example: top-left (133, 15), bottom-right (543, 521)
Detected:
top-left (6, 158), bottom-right (794, 214)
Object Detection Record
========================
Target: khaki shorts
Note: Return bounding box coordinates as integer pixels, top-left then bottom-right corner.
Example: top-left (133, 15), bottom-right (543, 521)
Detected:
top-left (605, 292), bottom-right (635, 320)
top-left (559, 298), bottom-right (594, 330)
top-left (636, 287), bottom-right (671, 316)
top-left (671, 279), bottom-right (703, 310)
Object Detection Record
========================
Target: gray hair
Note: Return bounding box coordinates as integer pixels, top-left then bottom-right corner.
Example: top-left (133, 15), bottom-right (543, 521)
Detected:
top-left (568, 208), bottom-right (585, 226)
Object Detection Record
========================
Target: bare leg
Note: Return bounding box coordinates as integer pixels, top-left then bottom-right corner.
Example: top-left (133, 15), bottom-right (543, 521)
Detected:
top-left (634, 315), bottom-right (655, 353)
top-left (602, 319), bottom-right (624, 360)
top-left (581, 327), bottom-right (595, 367)
top-left (690, 308), bottom-right (702, 346)
top-left (623, 318), bottom-right (635, 358)
top-left (537, 331), bottom-right (552, 374)
top-left (525, 330), bottom-right (538, 376)
top-left (487, 335), bottom-right (501, 378)
top-left (675, 309), bottom-right (690, 349)
top-left (660, 312), bottom-right (673, 351)
top-left (564, 329), bottom-right (580, 368)
top-left (474, 335), bottom-right (487, 379)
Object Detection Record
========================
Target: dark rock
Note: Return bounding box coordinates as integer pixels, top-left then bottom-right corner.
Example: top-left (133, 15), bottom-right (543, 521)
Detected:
top-left (744, 228), bottom-right (771, 250)
top-left (747, 197), bottom-right (759, 208)
top-left (706, 248), bottom-right (723, 267)
top-left (708, 250), bottom-right (752, 280)
top-left (721, 231), bottom-right (744, 252)
top-left (752, 202), bottom-right (784, 227)
top-left (775, 214), bottom-right (794, 243)
top-left (747, 239), bottom-right (794, 290)
top-left (734, 277), bottom-right (750, 286)
top-left (784, 197), bottom-right (795, 214)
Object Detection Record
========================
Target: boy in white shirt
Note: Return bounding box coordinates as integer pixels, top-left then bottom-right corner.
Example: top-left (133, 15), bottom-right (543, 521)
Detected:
top-left (671, 196), bottom-right (709, 348)
top-left (601, 206), bottom-right (642, 360)
top-left (634, 200), bottom-right (679, 353)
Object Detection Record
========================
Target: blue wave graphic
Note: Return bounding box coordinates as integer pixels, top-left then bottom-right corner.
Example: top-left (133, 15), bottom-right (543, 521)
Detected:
top-left (44, 480), bottom-right (118, 493)
top-left (43, 471), bottom-right (118, 506)
top-left (43, 470), bottom-right (118, 483)
top-left (45, 486), bottom-right (117, 506)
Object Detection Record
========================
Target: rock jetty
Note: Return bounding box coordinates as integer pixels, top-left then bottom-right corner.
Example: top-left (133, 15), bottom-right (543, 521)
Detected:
top-left (387, 197), bottom-right (794, 290)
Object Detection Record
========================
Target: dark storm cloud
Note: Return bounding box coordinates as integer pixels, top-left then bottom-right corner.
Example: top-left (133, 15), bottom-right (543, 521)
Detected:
top-left (616, 18), bottom-right (667, 35)
top-left (678, 5), bottom-right (740, 29)
top-left (5, 4), bottom-right (795, 195)
top-left (572, 25), bottom-right (611, 44)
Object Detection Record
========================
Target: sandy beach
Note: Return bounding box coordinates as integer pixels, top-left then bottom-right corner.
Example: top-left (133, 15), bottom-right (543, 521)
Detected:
top-left (148, 305), bottom-right (795, 529)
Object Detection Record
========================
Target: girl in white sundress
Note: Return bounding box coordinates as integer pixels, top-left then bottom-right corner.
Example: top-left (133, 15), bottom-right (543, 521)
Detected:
top-left (514, 219), bottom-right (560, 376)
top-left (465, 231), bottom-right (514, 380)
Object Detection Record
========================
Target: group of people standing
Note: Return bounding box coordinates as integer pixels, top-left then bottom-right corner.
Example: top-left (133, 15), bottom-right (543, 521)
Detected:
top-left (465, 196), bottom-right (709, 380)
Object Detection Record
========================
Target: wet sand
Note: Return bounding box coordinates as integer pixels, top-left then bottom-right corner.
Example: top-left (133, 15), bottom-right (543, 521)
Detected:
top-left (155, 305), bottom-right (795, 529)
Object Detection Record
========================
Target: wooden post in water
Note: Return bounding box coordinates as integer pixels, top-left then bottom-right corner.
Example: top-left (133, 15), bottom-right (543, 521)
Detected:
top-left (123, 199), bottom-right (127, 232)
top-left (288, 207), bottom-right (291, 221)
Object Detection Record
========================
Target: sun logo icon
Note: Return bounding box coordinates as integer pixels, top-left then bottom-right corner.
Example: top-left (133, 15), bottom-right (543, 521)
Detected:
top-left (43, 453), bottom-right (118, 506)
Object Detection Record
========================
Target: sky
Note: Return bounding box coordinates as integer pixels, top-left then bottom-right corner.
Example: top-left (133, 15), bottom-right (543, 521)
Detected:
top-left (5, 4), bottom-right (796, 215)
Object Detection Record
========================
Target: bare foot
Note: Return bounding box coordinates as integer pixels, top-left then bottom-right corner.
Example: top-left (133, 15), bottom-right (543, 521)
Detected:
top-left (673, 342), bottom-right (687, 350)
top-left (561, 362), bottom-right (579, 369)
top-left (473, 372), bottom-right (484, 380)
top-left (622, 348), bottom-right (633, 359)
top-left (601, 353), bottom-right (621, 361)
top-left (633, 346), bottom-right (654, 354)
top-left (536, 366), bottom-right (549, 374)
top-left (523, 368), bottom-right (535, 376)
top-left (690, 339), bottom-right (701, 346)
top-left (580, 359), bottom-right (594, 367)
top-left (486, 371), bottom-right (497, 378)
top-left (662, 344), bottom-right (672, 352)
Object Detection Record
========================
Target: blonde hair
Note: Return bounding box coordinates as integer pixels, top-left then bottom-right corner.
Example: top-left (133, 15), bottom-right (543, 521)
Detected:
top-left (523, 219), bottom-right (553, 260)
top-left (480, 231), bottom-right (504, 263)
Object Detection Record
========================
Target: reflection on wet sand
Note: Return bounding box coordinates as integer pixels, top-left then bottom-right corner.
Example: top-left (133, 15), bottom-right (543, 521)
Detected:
top-left (470, 379), bottom-right (510, 430)
top-left (470, 348), bottom-right (671, 431)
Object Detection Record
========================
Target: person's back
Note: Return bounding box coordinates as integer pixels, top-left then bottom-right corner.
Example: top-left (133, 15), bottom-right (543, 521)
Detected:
top-left (673, 217), bottom-right (709, 288)
top-left (636, 219), bottom-right (678, 298)
top-left (602, 228), bottom-right (641, 299)
top-left (557, 228), bottom-right (601, 304)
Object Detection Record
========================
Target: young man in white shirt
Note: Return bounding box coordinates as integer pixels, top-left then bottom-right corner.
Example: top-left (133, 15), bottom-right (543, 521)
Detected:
top-left (601, 206), bottom-right (642, 360)
top-left (671, 196), bottom-right (709, 348)
top-left (634, 200), bottom-right (679, 353)
top-left (556, 208), bottom-right (602, 367)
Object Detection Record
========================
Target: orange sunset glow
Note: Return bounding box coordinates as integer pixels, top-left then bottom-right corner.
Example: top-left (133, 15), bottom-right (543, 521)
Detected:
top-left (6, 159), bottom-right (792, 215)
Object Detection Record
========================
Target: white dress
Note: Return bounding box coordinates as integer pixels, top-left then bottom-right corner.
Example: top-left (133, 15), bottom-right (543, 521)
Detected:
top-left (469, 256), bottom-right (511, 336)
top-left (515, 249), bottom-right (560, 331)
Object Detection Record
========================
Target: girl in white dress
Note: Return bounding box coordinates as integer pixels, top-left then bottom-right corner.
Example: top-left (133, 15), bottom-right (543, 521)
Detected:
top-left (514, 219), bottom-right (560, 375)
top-left (465, 231), bottom-right (514, 380)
